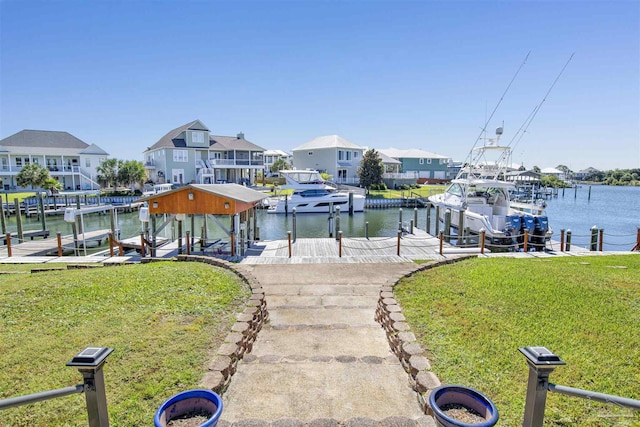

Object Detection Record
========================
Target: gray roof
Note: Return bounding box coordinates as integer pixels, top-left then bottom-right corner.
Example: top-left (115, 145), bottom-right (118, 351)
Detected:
top-left (209, 135), bottom-right (265, 152)
top-left (79, 143), bottom-right (109, 155)
top-left (377, 151), bottom-right (402, 165)
top-left (1, 130), bottom-right (87, 149)
top-left (146, 120), bottom-right (209, 151)
top-left (145, 120), bottom-right (265, 152)
top-left (379, 147), bottom-right (449, 160)
top-left (190, 184), bottom-right (268, 203)
top-left (292, 135), bottom-right (364, 151)
top-left (139, 183), bottom-right (267, 204)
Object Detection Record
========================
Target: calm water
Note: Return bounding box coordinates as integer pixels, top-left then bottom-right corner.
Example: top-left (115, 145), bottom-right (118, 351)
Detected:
top-left (4, 185), bottom-right (639, 251)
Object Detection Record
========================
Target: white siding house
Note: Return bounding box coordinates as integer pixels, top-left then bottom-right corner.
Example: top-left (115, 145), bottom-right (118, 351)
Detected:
top-left (292, 135), bottom-right (365, 184)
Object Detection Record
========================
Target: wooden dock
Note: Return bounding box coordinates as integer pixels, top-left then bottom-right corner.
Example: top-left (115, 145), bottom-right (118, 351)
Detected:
top-left (0, 229), bottom-right (113, 257)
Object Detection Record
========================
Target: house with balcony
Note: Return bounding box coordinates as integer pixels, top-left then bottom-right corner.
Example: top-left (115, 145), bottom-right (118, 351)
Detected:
top-left (291, 135), bottom-right (365, 184)
top-left (143, 120), bottom-right (265, 186)
top-left (0, 130), bottom-right (107, 191)
top-left (378, 148), bottom-right (450, 182)
top-left (263, 149), bottom-right (291, 176)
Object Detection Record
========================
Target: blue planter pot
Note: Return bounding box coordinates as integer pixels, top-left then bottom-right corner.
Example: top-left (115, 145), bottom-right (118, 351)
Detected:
top-left (429, 385), bottom-right (499, 427)
top-left (154, 389), bottom-right (223, 427)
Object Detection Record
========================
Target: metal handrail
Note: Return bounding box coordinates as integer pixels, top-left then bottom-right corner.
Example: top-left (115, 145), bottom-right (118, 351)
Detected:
top-left (546, 383), bottom-right (640, 411)
top-left (0, 385), bottom-right (84, 410)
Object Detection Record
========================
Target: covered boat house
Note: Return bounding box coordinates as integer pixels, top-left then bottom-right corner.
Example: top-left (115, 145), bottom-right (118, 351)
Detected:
top-left (138, 184), bottom-right (268, 257)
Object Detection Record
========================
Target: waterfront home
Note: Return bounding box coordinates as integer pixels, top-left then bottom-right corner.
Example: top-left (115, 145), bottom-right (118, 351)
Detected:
top-left (263, 149), bottom-right (291, 175)
top-left (378, 148), bottom-right (450, 181)
top-left (143, 120), bottom-right (265, 186)
top-left (291, 135), bottom-right (365, 185)
top-left (0, 130), bottom-right (107, 191)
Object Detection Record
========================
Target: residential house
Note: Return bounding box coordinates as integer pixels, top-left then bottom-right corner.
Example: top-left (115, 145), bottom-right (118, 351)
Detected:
top-left (144, 120), bottom-right (265, 186)
top-left (540, 167), bottom-right (565, 181)
top-left (0, 130), bottom-right (107, 191)
top-left (378, 148), bottom-right (450, 180)
top-left (574, 167), bottom-right (601, 180)
top-left (291, 135), bottom-right (365, 184)
top-left (263, 149), bottom-right (291, 175)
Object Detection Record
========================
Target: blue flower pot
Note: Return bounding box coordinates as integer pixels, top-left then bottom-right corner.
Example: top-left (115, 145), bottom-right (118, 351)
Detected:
top-left (429, 385), bottom-right (499, 427)
top-left (154, 389), bottom-right (223, 427)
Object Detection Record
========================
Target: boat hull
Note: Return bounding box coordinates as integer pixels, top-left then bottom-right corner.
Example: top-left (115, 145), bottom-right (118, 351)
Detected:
top-left (268, 194), bottom-right (365, 214)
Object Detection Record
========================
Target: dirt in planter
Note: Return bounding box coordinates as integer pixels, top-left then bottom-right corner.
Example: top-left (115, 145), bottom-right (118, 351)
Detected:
top-left (441, 403), bottom-right (486, 424)
top-left (166, 409), bottom-right (212, 427)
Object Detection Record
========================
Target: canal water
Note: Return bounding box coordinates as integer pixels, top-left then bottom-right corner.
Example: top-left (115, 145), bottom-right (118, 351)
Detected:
top-left (3, 185), bottom-right (639, 252)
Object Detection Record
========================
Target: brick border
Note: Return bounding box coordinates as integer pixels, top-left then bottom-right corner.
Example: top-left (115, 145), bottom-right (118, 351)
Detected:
top-left (375, 255), bottom-right (475, 414)
top-left (174, 255), bottom-right (268, 395)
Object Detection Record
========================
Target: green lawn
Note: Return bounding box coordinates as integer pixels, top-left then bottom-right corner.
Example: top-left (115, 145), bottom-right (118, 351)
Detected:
top-left (0, 262), bottom-right (251, 426)
top-left (395, 255), bottom-right (640, 426)
top-left (367, 185), bottom-right (445, 199)
top-left (1, 192), bottom-right (37, 204)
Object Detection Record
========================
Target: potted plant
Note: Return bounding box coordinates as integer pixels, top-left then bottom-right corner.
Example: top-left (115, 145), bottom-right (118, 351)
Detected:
top-left (429, 385), bottom-right (499, 427)
top-left (154, 389), bottom-right (223, 427)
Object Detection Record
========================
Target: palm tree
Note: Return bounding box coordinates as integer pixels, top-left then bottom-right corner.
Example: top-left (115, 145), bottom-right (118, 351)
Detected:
top-left (96, 158), bottom-right (121, 189)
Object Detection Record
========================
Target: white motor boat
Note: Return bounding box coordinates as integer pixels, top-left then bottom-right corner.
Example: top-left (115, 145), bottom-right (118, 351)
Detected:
top-left (428, 127), bottom-right (552, 250)
top-left (268, 170), bottom-right (365, 214)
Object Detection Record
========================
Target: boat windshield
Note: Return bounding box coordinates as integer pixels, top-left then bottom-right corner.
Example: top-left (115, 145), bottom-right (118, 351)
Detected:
top-left (446, 183), bottom-right (463, 197)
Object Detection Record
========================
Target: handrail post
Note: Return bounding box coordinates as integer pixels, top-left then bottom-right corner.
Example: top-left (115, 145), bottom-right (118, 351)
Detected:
top-left (560, 229), bottom-right (565, 252)
top-left (397, 230), bottom-right (401, 256)
top-left (57, 232), bottom-right (63, 257)
top-left (338, 231), bottom-right (343, 257)
top-left (519, 347), bottom-right (565, 427)
top-left (67, 347), bottom-right (114, 427)
top-left (5, 233), bottom-right (11, 257)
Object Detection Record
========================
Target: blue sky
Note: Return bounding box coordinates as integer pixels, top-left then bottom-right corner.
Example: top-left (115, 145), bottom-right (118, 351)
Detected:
top-left (1, 0), bottom-right (638, 171)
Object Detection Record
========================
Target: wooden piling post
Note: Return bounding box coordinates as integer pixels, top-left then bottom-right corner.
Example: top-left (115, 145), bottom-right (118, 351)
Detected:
top-left (435, 206), bottom-right (440, 236)
top-left (444, 209), bottom-right (451, 243)
top-left (480, 230), bottom-right (486, 254)
top-left (457, 209), bottom-right (465, 247)
top-left (339, 231), bottom-right (343, 257)
top-left (57, 232), bottom-right (62, 257)
top-left (108, 233), bottom-right (114, 257)
top-left (524, 230), bottom-right (529, 252)
top-left (365, 221), bottom-right (369, 239)
top-left (0, 197), bottom-right (6, 235)
top-left (560, 229), bottom-right (565, 252)
top-left (349, 192), bottom-right (354, 216)
top-left (6, 233), bottom-right (11, 257)
top-left (426, 202), bottom-right (431, 234)
top-left (177, 219), bottom-right (183, 255)
top-left (287, 231), bottom-right (291, 258)
top-left (414, 207), bottom-right (418, 230)
top-left (38, 193), bottom-right (47, 233)
top-left (185, 231), bottom-right (190, 255)
top-left (397, 230), bottom-right (401, 256)
top-left (292, 208), bottom-right (297, 243)
top-left (599, 229), bottom-right (604, 252)
top-left (439, 231), bottom-right (444, 255)
top-left (140, 232), bottom-right (146, 257)
top-left (590, 226), bottom-right (598, 251)
top-left (14, 199), bottom-right (23, 243)
top-left (335, 207), bottom-right (341, 241)
top-left (566, 230), bottom-right (572, 251)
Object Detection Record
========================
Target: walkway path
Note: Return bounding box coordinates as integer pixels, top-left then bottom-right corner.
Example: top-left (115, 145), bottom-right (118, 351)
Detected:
top-left (219, 262), bottom-right (435, 426)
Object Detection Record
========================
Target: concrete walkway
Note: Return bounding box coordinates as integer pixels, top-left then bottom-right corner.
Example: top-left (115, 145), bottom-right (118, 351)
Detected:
top-left (219, 262), bottom-right (435, 427)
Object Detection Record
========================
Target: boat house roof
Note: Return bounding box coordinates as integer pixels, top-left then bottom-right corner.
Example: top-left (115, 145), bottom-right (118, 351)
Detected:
top-left (138, 184), bottom-right (268, 215)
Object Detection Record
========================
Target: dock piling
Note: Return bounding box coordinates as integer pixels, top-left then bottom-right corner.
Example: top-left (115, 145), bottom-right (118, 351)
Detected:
top-left (5, 233), bottom-right (11, 257)
top-left (14, 199), bottom-right (24, 243)
top-left (57, 232), bottom-right (62, 257)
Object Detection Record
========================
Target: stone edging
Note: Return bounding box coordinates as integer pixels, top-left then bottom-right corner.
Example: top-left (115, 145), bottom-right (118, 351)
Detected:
top-left (375, 255), bottom-right (476, 414)
top-left (174, 255), bottom-right (268, 395)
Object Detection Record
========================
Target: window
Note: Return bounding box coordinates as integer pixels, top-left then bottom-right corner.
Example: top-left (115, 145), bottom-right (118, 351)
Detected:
top-left (24, 158), bottom-right (30, 165)
top-left (354, 152), bottom-right (359, 159)
top-left (338, 150), bottom-right (344, 161)
top-left (419, 158), bottom-right (424, 165)
top-left (16, 157), bottom-right (22, 167)
top-left (440, 159), bottom-right (446, 165)
top-left (346, 151), bottom-right (351, 161)
top-left (427, 159), bottom-right (432, 164)
top-left (192, 132), bottom-right (204, 143)
top-left (33, 157), bottom-right (39, 164)
top-left (308, 151), bottom-right (313, 156)
top-left (85, 158), bottom-right (91, 168)
top-left (173, 150), bottom-right (188, 162)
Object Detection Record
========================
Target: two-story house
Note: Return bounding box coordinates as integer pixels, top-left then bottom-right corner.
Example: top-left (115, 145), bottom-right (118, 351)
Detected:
top-left (0, 130), bottom-right (107, 191)
top-left (378, 148), bottom-right (450, 180)
top-left (263, 149), bottom-right (291, 176)
top-left (144, 120), bottom-right (265, 186)
top-left (291, 135), bottom-right (365, 184)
